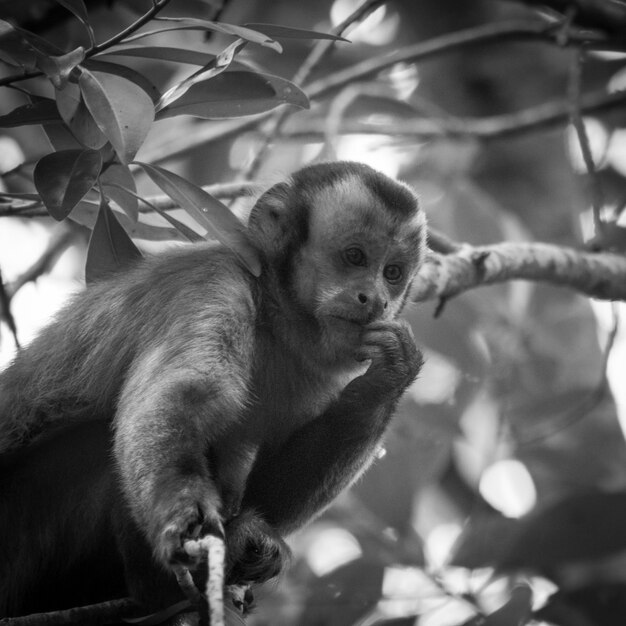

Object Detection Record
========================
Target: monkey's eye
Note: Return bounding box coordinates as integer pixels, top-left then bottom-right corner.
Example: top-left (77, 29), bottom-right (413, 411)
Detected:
top-left (344, 247), bottom-right (366, 266)
top-left (384, 264), bottom-right (403, 283)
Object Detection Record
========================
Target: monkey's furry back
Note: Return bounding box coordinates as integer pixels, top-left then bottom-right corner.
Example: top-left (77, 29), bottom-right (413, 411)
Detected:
top-left (0, 243), bottom-right (256, 454)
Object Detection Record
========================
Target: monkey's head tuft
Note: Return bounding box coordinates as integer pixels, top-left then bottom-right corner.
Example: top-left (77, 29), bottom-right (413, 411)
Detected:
top-left (248, 161), bottom-right (425, 262)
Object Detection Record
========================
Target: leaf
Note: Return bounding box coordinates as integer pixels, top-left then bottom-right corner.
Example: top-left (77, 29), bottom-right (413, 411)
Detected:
top-left (56, 81), bottom-right (108, 149)
top-left (106, 184), bottom-right (203, 242)
top-left (0, 99), bottom-right (61, 127)
top-left (150, 17), bottom-right (282, 52)
top-left (33, 149), bottom-right (102, 220)
top-left (483, 584), bottom-right (533, 626)
top-left (71, 200), bottom-right (187, 242)
top-left (142, 200), bottom-right (203, 243)
top-left (0, 19), bottom-right (40, 68)
top-left (86, 197), bottom-right (142, 284)
top-left (99, 46), bottom-right (254, 71)
top-left (36, 46), bottom-right (85, 89)
top-left (156, 39), bottom-right (246, 111)
top-left (79, 68), bottom-right (154, 164)
top-left (100, 46), bottom-right (218, 66)
top-left (0, 19), bottom-right (64, 57)
top-left (503, 491), bottom-right (626, 568)
top-left (43, 122), bottom-right (84, 151)
top-left (156, 71), bottom-right (309, 120)
top-left (0, 192), bottom-right (42, 201)
top-left (243, 23), bottom-right (349, 42)
top-left (55, 0), bottom-right (89, 23)
top-left (136, 162), bottom-right (260, 276)
top-left (100, 164), bottom-right (138, 222)
top-left (83, 59), bottom-right (161, 104)
top-left (463, 584), bottom-right (533, 626)
top-left (453, 491), bottom-right (626, 571)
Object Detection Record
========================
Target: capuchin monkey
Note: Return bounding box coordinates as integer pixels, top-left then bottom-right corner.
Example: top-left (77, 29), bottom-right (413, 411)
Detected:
top-left (0, 162), bottom-right (426, 617)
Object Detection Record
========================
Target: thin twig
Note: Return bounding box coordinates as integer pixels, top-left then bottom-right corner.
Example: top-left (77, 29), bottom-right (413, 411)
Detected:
top-left (0, 181), bottom-right (261, 219)
top-left (518, 0), bottom-right (626, 35)
top-left (281, 87), bottom-right (626, 142)
top-left (322, 82), bottom-right (392, 158)
top-left (516, 302), bottom-right (620, 446)
top-left (143, 181), bottom-right (261, 210)
top-left (294, 0), bottom-right (386, 86)
top-left (306, 19), bottom-right (626, 102)
top-left (239, 0), bottom-right (387, 180)
top-left (568, 48), bottom-right (604, 225)
top-left (7, 226), bottom-right (80, 299)
top-left (0, 268), bottom-right (20, 350)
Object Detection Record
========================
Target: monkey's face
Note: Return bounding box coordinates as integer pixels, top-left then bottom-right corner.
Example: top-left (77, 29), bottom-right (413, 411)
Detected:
top-left (291, 177), bottom-right (425, 357)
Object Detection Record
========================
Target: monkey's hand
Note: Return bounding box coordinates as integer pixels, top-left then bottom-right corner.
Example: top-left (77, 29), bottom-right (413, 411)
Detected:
top-left (354, 320), bottom-right (423, 398)
top-left (151, 479), bottom-right (225, 569)
top-left (224, 510), bottom-right (291, 585)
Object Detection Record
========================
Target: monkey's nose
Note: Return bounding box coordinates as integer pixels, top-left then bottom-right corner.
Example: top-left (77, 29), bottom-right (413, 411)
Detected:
top-left (356, 292), bottom-right (386, 320)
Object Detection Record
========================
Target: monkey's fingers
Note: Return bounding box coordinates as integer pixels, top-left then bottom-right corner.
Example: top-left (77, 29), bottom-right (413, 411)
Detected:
top-left (157, 498), bottom-right (224, 568)
top-left (173, 564), bottom-right (204, 604)
top-left (358, 328), bottom-right (402, 361)
top-left (354, 344), bottom-right (383, 363)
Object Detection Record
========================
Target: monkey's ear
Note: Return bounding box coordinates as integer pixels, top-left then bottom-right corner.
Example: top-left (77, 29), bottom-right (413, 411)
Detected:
top-left (248, 182), bottom-right (296, 258)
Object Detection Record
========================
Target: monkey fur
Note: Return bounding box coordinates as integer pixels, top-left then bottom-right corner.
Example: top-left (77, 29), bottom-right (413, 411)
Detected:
top-left (0, 162), bottom-right (426, 617)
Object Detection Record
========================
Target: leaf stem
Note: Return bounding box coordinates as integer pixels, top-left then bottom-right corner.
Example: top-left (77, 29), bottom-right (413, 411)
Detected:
top-left (88, 0), bottom-right (173, 55)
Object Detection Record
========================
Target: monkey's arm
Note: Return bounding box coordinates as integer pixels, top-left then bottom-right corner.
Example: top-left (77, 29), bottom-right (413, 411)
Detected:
top-left (243, 320), bottom-right (422, 535)
top-left (113, 285), bottom-right (256, 567)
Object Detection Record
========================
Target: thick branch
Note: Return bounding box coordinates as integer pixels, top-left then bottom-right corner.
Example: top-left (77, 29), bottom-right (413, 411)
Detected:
top-left (411, 242), bottom-right (626, 304)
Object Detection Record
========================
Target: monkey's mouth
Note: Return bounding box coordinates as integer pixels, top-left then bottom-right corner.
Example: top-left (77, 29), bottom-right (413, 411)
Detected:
top-left (328, 314), bottom-right (369, 328)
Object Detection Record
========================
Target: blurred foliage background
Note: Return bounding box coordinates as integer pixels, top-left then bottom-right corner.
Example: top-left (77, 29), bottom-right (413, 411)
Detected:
top-left (3, 0), bottom-right (626, 624)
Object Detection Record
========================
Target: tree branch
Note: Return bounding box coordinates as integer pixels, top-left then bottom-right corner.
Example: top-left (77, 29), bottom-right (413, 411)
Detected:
top-left (4, 189), bottom-right (626, 306)
top-left (0, 598), bottom-right (136, 626)
top-left (305, 19), bottom-right (626, 102)
top-left (280, 87), bottom-right (626, 141)
top-left (411, 242), bottom-right (626, 306)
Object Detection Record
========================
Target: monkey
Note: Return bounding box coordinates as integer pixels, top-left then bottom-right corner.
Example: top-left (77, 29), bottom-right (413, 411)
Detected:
top-left (0, 161), bottom-right (426, 617)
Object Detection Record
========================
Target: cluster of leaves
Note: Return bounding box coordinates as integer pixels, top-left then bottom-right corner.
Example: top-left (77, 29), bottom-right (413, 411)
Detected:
top-left (0, 0), bottom-right (343, 281)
